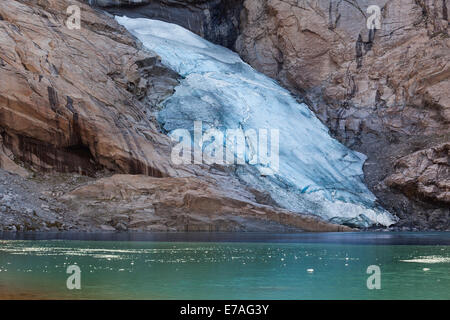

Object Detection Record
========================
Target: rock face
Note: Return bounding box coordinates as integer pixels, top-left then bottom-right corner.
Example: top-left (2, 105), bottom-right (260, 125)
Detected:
top-left (0, 0), bottom-right (181, 177)
top-left (1, 0), bottom-right (448, 230)
top-left (61, 174), bottom-right (352, 232)
top-left (234, 0), bottom-right (450, 229)
top-left (386, 143), bottom-right (449, 205)
top-left (95, 0), bottom-right (449, 229)
top-left (0, 169), bottom-right (88, 232)
top-left (90, 0), bottom-right (243, 48)
top-left (0, 0), bottom-right (350, 232)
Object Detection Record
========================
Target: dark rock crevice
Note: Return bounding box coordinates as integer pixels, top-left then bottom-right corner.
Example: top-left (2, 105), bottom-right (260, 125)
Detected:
top-left (89, 0), bottom-right (244, 49)
top-left (1, 131), bottom-right (101, 176)
top-left (444, 0), bottom-right (448, 20)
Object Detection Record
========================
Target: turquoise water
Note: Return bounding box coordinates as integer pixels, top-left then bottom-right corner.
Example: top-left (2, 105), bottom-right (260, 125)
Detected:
top-left (0, 233), bottom-right (449, 299)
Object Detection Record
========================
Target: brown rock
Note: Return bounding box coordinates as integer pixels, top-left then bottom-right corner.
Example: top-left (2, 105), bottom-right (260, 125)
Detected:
top-left (0, 135), bottom-right (29, 178)
top-left (0, 0), bottom-right (354, 232)
top-left (61, 174), bottom-right (353, 232)
top-left (235, 0), bottom-right (450, 227)
top-left (91, 0), bottom-right (243, 49)
top-left (0, 0), bottom-right (180, 177)
top-left (385, 143), bottom-right (449, 204)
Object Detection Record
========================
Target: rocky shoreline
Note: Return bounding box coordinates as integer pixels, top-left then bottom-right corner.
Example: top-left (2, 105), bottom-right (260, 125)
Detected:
top-left (0, 166), bottom-right (444, 232)
top-left (0, 168), bottom-right (355, 233)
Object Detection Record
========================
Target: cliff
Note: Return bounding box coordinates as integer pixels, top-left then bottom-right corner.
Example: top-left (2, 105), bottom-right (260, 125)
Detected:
top-left (0, 0), bottom-right (351, 232)
top-left (235, 0), bottom-right (449, 229)
top-left (0, 0), bottom-right (448, 231)
top-left (97, 0), bottom-right (449, 229)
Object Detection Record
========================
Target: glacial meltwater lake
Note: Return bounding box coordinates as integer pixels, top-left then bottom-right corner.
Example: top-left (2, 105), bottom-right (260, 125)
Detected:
top-left (0, 232), bottom-right (449, 300)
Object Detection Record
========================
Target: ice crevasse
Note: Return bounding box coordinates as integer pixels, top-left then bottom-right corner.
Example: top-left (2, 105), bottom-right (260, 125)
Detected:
top-left (116, 16), bottom-right (397, 228)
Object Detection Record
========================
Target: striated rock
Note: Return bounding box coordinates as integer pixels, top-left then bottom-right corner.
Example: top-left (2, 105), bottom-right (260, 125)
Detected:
top-left (89, 0), bottom-right (243, 49)
top-left (234, 0), bottom-right (450, 228)
top-left (0, 0), bottom-right (352, 232)
top-left (0, 136), bottom-right (29, 178)
top-left (0, 0), bottom-right (180, 177)
top-left (61, 174), bottom-right (353, 232)
top-left (2, 0), bottom-right (447, 230)
top-left (90, 0), bottom-right (449, 228)
top-left (385, 143), bottom-right (449, 204)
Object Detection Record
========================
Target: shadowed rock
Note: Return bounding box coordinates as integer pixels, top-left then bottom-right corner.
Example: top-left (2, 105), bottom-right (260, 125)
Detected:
top-left (235, 0), bottom-right (449, 229)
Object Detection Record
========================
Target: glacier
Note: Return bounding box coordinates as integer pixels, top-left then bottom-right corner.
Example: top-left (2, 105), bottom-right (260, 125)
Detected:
top-left (116, 16), bottom-right (397, 227)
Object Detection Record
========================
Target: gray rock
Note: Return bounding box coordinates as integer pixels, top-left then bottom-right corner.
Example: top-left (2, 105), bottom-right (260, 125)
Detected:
top-left (94, 0), bottom-right (243, 49)
top-left (115, 222), bottom-right (128, 232)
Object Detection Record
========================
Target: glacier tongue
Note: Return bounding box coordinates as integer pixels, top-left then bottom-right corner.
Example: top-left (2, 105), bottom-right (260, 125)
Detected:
top-left (116, 16), bottom-right (397, 227)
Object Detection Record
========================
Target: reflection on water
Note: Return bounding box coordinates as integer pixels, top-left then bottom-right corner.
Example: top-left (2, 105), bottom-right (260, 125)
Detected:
top-left (0, 232), bottom-right (449, 299)
top-left (2, 231), bottom-right (450, 245)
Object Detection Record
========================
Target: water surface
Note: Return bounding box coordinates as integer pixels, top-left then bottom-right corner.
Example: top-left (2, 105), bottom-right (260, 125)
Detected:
top-left (0, 232), bottom-right (449, 299)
